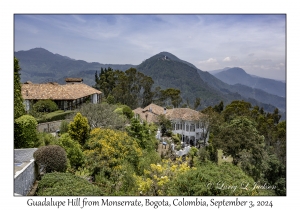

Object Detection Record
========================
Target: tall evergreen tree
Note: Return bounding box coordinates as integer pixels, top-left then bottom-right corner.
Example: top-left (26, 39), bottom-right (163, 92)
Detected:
top-left (14, 57), bottom-right (25, 119)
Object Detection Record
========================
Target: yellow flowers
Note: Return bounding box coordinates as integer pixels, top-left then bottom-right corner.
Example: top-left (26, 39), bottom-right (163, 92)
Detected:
top-left (84, 128), bottom-right (142, 176)
top-left (135, 158), bottom-right (194, 196)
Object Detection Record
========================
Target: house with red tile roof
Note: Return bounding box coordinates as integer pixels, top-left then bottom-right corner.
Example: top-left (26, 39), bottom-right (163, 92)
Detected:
top-left (21, 78), bottom-right (102, 111)
top-left (133, 103), bottom-right (209, 145)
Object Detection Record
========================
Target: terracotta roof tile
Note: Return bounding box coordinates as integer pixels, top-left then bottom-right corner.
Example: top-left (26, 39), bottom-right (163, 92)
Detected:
top-left (133, 103), bottom-right (205, 122)
top-left (22, 82), bottom-right (101, 100)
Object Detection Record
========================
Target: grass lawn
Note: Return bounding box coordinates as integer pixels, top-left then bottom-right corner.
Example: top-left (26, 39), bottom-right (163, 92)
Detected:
top-left (217, 149), bottom-right (233, 164)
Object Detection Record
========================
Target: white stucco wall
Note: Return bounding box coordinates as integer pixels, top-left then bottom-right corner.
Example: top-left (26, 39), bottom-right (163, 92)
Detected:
top-left (92, 94), bottom-right (98, 104)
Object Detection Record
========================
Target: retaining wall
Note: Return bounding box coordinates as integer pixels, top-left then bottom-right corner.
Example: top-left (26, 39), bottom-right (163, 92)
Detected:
top-left (14, 148), bottom-right (38, 196)
top-left (37, 119), bottom-right (71, 133)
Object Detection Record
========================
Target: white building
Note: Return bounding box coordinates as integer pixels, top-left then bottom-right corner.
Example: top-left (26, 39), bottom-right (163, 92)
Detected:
top-left (133, 103), bottom-right (209, 146)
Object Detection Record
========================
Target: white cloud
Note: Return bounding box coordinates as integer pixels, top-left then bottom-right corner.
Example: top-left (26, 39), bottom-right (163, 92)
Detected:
top-left (223, 56), bottom-right (239, 62)
top-left (199, 58), bottom-right (217, 64)
top-left (223, 57), bottom-right (231, 62)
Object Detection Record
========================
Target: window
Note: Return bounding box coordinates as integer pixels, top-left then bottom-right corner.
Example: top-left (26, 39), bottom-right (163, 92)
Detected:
top-left (190, 124), bottom-right (195, 132)
top-left (186, 124), bottom-right (189, 131)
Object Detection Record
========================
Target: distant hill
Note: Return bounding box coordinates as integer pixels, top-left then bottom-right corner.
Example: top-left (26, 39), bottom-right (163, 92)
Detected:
top-left (14, 48), bottom-right (285, 115)
top-left (14, 48), bottom-right (136, 86)
top-left (136, 52), bottom-right (285, 113)
top-left (213, 67), bottom-right (286, 97)
top-left (196, 70), bottom-right (286, 111)
top-left (136, 52), bottom-right (238, 108)
top-left (208, 67), bottom-right (231, 75)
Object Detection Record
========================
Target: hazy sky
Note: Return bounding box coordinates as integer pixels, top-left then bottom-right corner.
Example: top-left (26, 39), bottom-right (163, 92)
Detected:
top-left (14, 14), bottom-right (286, 81)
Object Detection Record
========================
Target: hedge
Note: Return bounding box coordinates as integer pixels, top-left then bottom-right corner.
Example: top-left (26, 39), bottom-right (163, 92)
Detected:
top-left (37, 110), bottom-right (74, 123)
top-left (36, 172), bottom-right (104, 196)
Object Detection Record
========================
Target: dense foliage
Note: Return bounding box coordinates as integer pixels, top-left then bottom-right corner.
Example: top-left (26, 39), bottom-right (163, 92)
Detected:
top-left (167, 162), bottom-right (259, 196)
top-left (36, 110), bottom-right (73, 123)
top-left (33, 99), bottom-right (58, 112)
top-left (70, 103), bottom-right (126, 130)
top-left (36, 172), bottom-right (104, 196)
top-left (134, 158), bottom-right (192, 196)
top-left (14, 57), bottom-right (25, 119)
top-left (203, 100), bottom-right (286, 195)
top-left (56, 133), bottom-right (85, 169)
top-left (95, 67), bottom-right (154, 108)
top-left (68, 112), bottom-right (90, 146)
top-left (126, 118), bottom-right (157, 150)
top-left (14, 115), bottom-right (38, 148)
top-left (84, 128), bottom-right (142, 176)
top-left (94, 67), bottom-right (183, 109)
top-left (30, 99), bottom-right (285, 196)
top-left (36, 132), bottom-right (57, 146)
top-left (34, 145), bottom-right (68, 173)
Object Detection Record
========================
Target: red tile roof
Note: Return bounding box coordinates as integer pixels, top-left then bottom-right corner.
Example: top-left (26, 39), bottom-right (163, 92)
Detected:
top-left (22, 82), bottom-right (101, 100)
top-left (133, 103), bottom-right (204, 122)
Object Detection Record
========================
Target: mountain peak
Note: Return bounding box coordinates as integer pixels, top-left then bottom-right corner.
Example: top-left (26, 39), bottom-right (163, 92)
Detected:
top-left (28, 47), bottom-right (52, 53)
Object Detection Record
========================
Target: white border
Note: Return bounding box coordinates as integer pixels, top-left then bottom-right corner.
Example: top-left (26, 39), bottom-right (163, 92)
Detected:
top-left (2, 1), bottom-right (297, 209)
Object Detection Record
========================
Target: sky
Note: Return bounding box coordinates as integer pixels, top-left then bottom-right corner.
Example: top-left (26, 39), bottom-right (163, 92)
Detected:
top-left (14, 14), bottom-right (286, 81)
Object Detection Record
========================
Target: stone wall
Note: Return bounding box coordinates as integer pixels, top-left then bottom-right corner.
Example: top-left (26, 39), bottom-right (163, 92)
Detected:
top-left (14, 148), bottom-right (38, 196)
top-left (14, 160), bottom-right (37, 196)
top-left (37, 119), bottom-right (71, 133)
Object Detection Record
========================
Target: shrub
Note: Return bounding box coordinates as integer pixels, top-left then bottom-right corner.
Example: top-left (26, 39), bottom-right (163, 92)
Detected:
top-left (34, 145), bottom-right (67, 173)
top-left (56, 133), bottom-right (84, 169)
top-left (84, 128), bottom-right (142, 177)
top-left (122, 105), bottom-right (134, 119)
top-left (36, 172), bottom-right (104, 196)
top-left (37, 132), bottom-right (57, 146)
top-left (171, 134), bottom-right (180, 144)
top-left (37, 110), bottom-right (73, 123)
top-left (68, 112), bottom-right (90, 146)
top-left (59, 120), bottom-right (69, 134)
top-left (33, 99), bottom-right (58, 113)
top-left (167, 162), bottom-right (259, 196)
top-left (14, 115), bottom-right (38, 148)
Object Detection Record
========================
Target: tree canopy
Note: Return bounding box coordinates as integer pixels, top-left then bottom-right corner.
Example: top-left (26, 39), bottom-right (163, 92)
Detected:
top-left (14, 57), bottom-right (25, 119)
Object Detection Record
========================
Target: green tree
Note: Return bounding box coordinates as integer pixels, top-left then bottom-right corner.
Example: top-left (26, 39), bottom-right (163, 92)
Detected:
top-left (272, 108), bottom-right (281, 124)
top-left (56, 133), bottom-right (84, 169)
top-left (14, 57), bottom-right (25, 119)
top-left (126, 118), bottom-right (156, 150)
top-left (123, 106), bottom-right (134, 119)
top-left (213, 101), bottom-right (224, 113)
top-left (33, 99), bottom-right (58, 112)
top-left (157, 114), bottom-right (172, 136)
top-left (14, 115), bottom-right (38, 148)
top-left (71, 103), bottom-right (126, 130)
top-left (68, 112), bottom-right (90, 146)
top-left (214, 117), bottom-right (265, 168)
top-left (193, 97), bottom-right (201, 110)
top-left (134, 158), bottom-right (192, 196)
top-left (222, 100), bottom-right (252, 122)
top-left (59, 120), bottom-right (69, 134)
top-left (159, 88), bottom-right (182, 108)
top-left (84, 128), bottom-right (142, 177)
top-left (95, 67), bottom-right (155, 109)
top-left (106, 93), bottom-right (116, 104)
